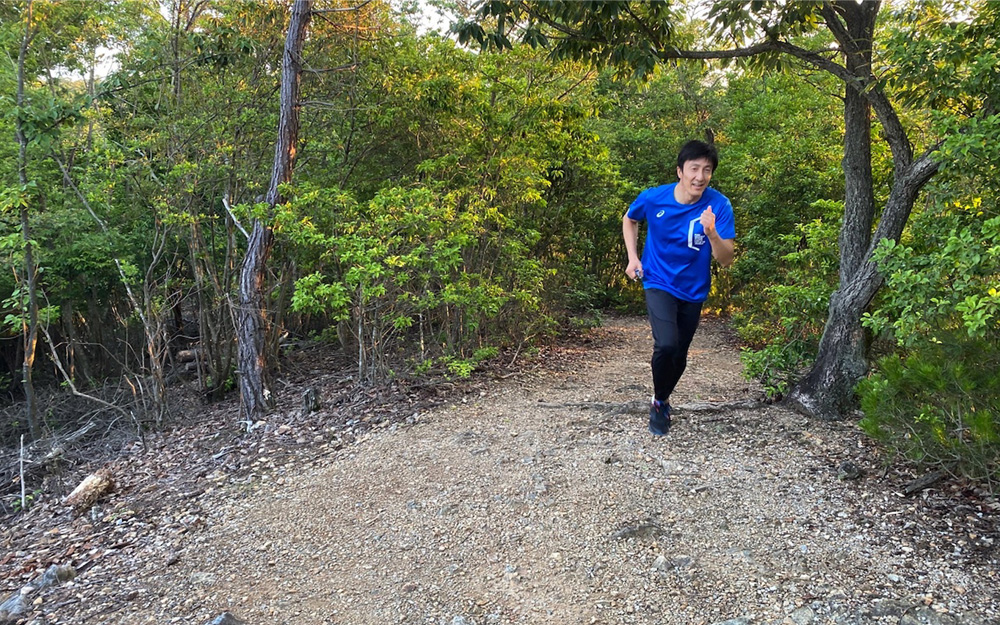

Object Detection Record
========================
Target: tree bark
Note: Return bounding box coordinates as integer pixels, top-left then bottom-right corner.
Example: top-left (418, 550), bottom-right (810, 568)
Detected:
top-left (236, 0), bottom-right (312, 420)
top-left (829, 0), bottom-right (877, 284)
top-left (787, 1), bottom-right (941, 420)
top-left (789, 149), bottom-right (940, 419)
top-left (15, 0), bottom-right (41, 440)
top-left (782, 2), bottom-right (878, 419)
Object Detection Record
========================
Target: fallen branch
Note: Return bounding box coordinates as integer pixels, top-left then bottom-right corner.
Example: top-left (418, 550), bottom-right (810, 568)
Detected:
top-left (902, 469), bottom-right (949, 497)
top-left (19, 435), bottom-right (26, 511)
top-left (537, 399), bottom-right (762, 416)
top-left (673, 400), bottom-right (763, 414)
top-left (40, 322), bottom-right (133, 422)
top-left (1, 420), bottom-right (102, 499)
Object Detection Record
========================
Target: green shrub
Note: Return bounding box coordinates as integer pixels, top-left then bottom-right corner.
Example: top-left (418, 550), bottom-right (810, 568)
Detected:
top-left (859, 341), bottom-right (1000, 480)
top-left (860, 205), bottom-right (999, 483)
top-left (737, 204), bottom-right (841, 398)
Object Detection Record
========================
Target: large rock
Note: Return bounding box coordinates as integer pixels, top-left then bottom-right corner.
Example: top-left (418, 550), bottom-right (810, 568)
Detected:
top-left (0, 593), bottom-right (28, 623)
top-left (0, 564), bottom-right (76, 623)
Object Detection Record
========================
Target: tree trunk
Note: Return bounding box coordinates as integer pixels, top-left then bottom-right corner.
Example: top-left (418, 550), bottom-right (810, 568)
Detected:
top-left (141, 262), bottom-right (170, 426)
top-left (16, 0), bottom-right (41, 440)
top-left (789, 150), bottom-right (940, 418)
top-left (788, 288), bottom-right (872, 419)
top-left (236, 0), bottom-right (312, 420)
top-left (61, 300), bottom-right (93, 388)
top-left (834, 0), bottom-right (877, 284)
top-left (785, 2), bottom-right (879, 419)
top-left (237, 224), bottom-right (274, 418)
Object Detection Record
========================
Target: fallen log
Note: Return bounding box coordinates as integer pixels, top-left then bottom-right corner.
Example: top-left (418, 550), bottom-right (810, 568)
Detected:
top-left (902, 469), bottom-right (949, 497)
top-left (64, 468), bottom-right (115, 515)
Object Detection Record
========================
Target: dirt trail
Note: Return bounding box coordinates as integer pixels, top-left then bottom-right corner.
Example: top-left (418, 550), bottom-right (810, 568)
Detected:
top-left (63, 318), bottom-right (1000, 624)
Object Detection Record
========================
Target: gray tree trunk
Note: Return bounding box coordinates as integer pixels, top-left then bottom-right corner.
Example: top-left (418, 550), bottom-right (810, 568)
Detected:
top-left (236, 0), bottom-right (312, 420)
top-left (785, 1), bottom-right (878, 419)
top-left (15, 0), bottom-right (41, 440)
top-left (787, 1), bottom-right (943, 419)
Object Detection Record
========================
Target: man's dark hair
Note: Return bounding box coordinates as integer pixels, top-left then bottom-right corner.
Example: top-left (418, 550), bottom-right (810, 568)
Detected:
top-left (677, 140), bottom-right (718, 171)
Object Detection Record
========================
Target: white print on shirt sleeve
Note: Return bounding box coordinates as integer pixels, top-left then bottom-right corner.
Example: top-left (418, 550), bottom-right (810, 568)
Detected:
top-left (688, 218), bottom-right (706, 250)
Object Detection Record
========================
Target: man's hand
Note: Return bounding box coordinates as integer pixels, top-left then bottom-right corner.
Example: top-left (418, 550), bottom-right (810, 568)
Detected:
top-left (626, 260), bottom-right (643, 281)
top-left (699, 204), bottom-right (735, 267)
top-left (699, 205), bottom-right (717, 236)
top-left (622, 213), bottom-right (644, 282)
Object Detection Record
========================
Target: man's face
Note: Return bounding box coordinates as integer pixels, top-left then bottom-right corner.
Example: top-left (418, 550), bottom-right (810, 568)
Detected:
top-left (676, 157), bottom-right (714, 201)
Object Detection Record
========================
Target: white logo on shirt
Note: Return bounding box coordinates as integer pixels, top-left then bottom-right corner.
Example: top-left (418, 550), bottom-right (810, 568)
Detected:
top-left (688, 218), bottom-right (705, 250)
top-left (656, 210), bottom-right (665, 218)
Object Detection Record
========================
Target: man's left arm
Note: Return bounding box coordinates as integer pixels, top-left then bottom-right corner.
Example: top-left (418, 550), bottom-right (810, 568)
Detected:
top-left (699, 205), bottom-right (735, 268)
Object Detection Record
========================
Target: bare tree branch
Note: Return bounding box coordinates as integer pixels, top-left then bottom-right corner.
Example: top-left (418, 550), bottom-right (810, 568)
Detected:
top-left (820, 2), bottom-right (860, 57)
top-left (222, 193), bottom-right (249, 240)
top-left (39, 322), bottom-right (131, 421)
top-left (311, 0), bottom-right (374, 15)
top-left (556, 70), bottom-right (594, 101)
top-left (303, 61), bottom-right (358, 74)
top-left (671, 39), bottom-right (916, 171)
top-left (520, 4), bottom-right (591, 40)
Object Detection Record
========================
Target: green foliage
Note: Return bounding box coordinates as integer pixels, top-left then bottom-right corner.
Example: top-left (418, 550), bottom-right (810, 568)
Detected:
top-left (716, 72), bottom-right (844, 301)
top-left (413, 346), bottom-right (497, 380)
top-left (721, 71), bottom-right (847, 395)
top-left (15, 0), bottom-right (1000, 454)
top-left (864, 210), bottom-right (1000, 346)
top-left (290, 272), bottom-right (349, 318)
top-left (287, 182), bottom-right (546, 381)
top-left (859, 342), bottom-right (1000, 481)
top-left (738, 202), bottom-right (841, 397)
top-left (1, 285), bottom-right (59, 338)
top-left (282, 35), bottom-right (624, 382)
top-left (458, 0), bottom-right (677, 80)
top-left (0, 2), bottom-right (628, 406)
top-left (9, 488), bottom-right (42, 514)
top-left (884, 1), bottom-right (1000, 117)
top-left (860, 202), bottom-right (999, 475)
top-left (591, 63), bottom-right (723, 191)
top-left (858, 7), bottom-right (1000, 479)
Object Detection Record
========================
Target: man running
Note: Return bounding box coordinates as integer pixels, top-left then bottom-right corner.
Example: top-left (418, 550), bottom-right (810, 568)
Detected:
top-left (622, 140), bottom-right (736, 436)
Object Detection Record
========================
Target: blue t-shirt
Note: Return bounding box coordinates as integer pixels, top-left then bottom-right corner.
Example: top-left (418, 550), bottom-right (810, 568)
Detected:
top-left (627, 183), bottom-right (735, 302)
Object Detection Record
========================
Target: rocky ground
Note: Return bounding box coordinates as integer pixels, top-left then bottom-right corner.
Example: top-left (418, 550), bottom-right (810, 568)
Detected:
top-left (3, 316), bottom-right (998, 625)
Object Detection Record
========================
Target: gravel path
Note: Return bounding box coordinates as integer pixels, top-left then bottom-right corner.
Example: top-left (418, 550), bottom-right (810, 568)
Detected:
top-left (93, 318), bottom-right (999, 625)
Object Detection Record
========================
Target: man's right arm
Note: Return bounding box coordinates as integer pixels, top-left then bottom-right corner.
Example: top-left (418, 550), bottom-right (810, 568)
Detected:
top-left (623, 213), bottom-right (643, 280)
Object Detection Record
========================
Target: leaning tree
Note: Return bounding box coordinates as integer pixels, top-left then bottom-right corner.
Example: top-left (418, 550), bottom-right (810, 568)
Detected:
top-left (460, 0), bottom-right (998, 419)
top-left (236, 0), bottom-right (312, 420)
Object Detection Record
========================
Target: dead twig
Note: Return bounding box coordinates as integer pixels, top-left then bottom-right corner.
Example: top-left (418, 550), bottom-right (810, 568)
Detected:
top-left (19, 434), bottom-right (26, 511)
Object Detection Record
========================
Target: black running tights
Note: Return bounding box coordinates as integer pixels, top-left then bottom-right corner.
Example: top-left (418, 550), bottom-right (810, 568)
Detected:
top-left (645, 288), bottom-right (702, 402)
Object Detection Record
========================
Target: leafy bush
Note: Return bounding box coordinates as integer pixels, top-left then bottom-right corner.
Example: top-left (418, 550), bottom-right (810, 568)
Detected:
top-left (859, 343), bottom-right (1000, 481)
top-left (737, 202), bottom-right (841, 397)
top-left (859, 206), bottom-right (1000, 480)
top-left (863, 213), bottom-right (1000, 347)
top-left (287, 186), bottom-right (520, 382)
